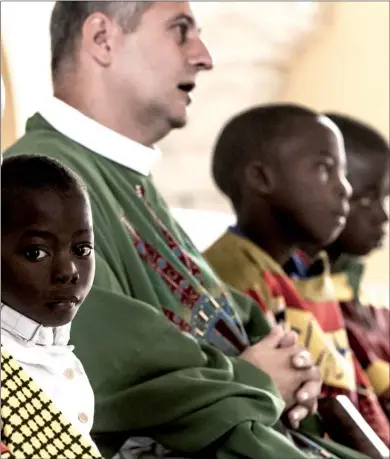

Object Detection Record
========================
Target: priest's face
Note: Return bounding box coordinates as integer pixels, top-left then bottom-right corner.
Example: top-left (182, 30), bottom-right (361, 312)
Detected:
top-left (107, 1), bottom-right (213, 135)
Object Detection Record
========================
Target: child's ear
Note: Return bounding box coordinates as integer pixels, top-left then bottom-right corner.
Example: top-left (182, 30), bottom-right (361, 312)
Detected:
top-left (244, 160), bottom-right (275, 196)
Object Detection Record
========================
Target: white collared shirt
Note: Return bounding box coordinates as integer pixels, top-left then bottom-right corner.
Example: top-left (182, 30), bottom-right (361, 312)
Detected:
top-left (1, 304), bottom-right (97, 448)
top-left (39, 97), bottom-right (161, 176)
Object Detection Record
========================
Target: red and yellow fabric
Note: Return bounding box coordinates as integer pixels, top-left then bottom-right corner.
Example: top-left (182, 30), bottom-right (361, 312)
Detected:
top-left (1, 442), bottom-right (11, 459)
top-left (289, 251), bottom-right (390, 442)
top-left (204, 232), bottom-right (389, 444)
top-left (331, 254), bottom-right (390, 419)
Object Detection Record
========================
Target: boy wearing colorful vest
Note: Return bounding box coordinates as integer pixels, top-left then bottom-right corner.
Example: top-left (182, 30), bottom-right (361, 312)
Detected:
top-left (205, 105), bottom-right (389, 452)
top-left (324, 114), bottom-right (389, 418)
top-left (285, 114), bottom-right (390, 426)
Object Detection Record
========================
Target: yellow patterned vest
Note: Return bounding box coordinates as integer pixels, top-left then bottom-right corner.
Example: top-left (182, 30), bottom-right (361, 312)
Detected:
top-left (1, 347), bottom-right (103, 459)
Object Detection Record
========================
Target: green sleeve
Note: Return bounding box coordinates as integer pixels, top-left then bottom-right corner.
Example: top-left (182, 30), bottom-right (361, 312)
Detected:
top-left (71, 255), bottom-right (313, 459)
top-left (226, 287), bottom-right (273, 345)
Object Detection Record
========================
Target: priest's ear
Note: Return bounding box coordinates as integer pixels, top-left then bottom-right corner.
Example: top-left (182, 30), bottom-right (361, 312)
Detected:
top-left (81, 12), bottom-right (120, 67)
top-left (244, 160), bottom-right (275, 197)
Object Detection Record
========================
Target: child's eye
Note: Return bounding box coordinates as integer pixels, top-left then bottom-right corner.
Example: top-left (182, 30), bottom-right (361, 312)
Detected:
top-left (23, 248), bottom-right (50, 262)
top-left (74, 244), bottom-right (93, 258)
top-left (358, 196), bottom-right (373, 208)
top-left (318, 163), bottom-right (332, 183)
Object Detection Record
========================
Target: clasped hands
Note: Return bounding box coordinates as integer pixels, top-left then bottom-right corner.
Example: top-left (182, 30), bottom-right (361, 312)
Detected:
top-left (240, 325), bottom-right (322, 429)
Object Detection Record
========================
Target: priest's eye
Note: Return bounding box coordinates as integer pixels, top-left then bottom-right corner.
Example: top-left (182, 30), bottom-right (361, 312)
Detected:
top-left (22, 247), bottom-right (50, 262)
top-left (175, 22), bottom-right (189, 44)
top-left (73, 244), bottom-right (93, 258)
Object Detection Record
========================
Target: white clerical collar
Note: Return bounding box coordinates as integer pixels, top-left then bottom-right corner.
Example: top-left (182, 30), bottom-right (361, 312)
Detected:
top-left (0, 304), bottom-right (71, 347)
top-left (39, 96), bottom-right (161, 176)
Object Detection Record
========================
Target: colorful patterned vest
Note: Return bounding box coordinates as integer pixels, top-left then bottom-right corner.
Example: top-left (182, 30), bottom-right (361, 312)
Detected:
top-left (330, 254), bottom-right (390, 420)
top-left (287, 251), bottom-right (390, 445)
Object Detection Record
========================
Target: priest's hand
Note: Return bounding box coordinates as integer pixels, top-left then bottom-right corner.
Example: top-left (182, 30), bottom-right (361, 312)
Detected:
top-left (278, 329), bottom-right (321, 428)
top-left (239, 325), bottom-right (321, 427)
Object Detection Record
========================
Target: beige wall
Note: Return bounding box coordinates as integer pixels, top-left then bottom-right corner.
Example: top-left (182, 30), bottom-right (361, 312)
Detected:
top-left (281, 2), bottom-right (389, 294)
top-left (282, 2), bottom-right (389, 139)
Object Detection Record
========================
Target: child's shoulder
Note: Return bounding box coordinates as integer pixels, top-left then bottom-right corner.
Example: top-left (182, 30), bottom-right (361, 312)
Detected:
top-left (205, 231), bottom-right (283, 290)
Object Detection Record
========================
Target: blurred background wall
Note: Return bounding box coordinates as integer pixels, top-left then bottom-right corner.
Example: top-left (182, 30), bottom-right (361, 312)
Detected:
top-left (1, 1), bottom-right (388, 298)
top-left (282, 2), bottom-right (389, 139)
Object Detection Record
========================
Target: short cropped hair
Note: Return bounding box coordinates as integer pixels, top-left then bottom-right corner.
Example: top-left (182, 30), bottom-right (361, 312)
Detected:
top-left (50, 1), bottom-right (154, 80)
top-left (212, 104), bottom-right (318, 211)
top-left (2, 155), bottom-right (88, 229)
top-left (324, 113), bottom-right (389, 156)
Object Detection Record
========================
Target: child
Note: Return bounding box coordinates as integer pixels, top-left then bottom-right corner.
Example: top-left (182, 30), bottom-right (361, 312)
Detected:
top-left (286, 114), bottom-right (390, 422)
top-left (323, 114), bottom-right (390, 418)
top-left (204, 104), bottom-right (389, 450)
top-left (1, 155), bottom-right (101, 458)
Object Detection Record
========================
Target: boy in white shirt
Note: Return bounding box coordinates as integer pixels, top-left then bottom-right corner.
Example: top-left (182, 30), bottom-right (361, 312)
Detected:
top-left (1, 154), bottom-right (101, 458)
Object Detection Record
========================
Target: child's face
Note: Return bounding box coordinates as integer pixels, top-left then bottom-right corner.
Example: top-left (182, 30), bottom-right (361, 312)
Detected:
top-left (335, 150), bottom-right (389, 255)
top-left (268, 117), bottom-right (352, 247)
top-left (1, 188), bottom-right (95, 327)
